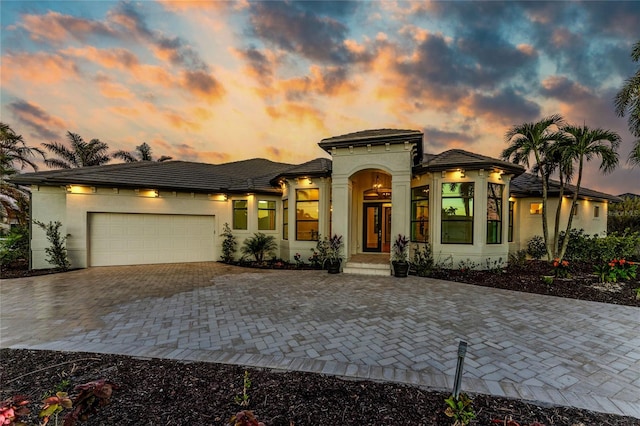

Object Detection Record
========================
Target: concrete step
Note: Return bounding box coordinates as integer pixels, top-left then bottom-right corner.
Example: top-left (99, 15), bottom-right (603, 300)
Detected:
top-left (343, 261), bottom-right (391, 276)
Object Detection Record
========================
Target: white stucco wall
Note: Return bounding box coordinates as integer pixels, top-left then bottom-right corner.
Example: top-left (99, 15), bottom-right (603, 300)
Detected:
top-left (426, 170), bottom-right (511, 268)
top-left (510, 196), bottom-right (609, 254)
top-left (329, 143), bottom-right (415, 259)
top-left (30, 185), bottom-right (283, 269)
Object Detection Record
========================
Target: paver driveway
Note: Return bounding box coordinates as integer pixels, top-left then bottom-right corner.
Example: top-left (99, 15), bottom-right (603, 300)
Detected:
top-left (1, 262), bottom-right (639, 419)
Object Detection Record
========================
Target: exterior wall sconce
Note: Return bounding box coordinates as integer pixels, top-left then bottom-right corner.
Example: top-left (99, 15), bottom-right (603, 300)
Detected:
top-left (441, 170), bottom-right (447, 178)
top-left (208, 194), bottom-right (228, 201)
top-left (135, 189), bottom-right (159, 198)
top-left (66, 185), bottom-right (96, 194)
top-left (459, 169), bottom-right (465, 178)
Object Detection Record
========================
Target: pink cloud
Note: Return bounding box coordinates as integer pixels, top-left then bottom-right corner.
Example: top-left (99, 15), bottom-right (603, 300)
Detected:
top-left (19, 11), bottom-right (116, 44)
top-left (7, 99), bottom-right (69, 140)
top-left (2, 52), bottom-right (79, 84)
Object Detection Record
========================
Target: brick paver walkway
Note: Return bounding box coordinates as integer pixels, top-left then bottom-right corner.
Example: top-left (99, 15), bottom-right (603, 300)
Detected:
top-left (1, 262), bottom-right (639, 419)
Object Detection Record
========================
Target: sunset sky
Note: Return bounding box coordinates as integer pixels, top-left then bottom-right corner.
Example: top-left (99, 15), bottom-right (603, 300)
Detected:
top-left (1, 1), bottom-right (639, 195)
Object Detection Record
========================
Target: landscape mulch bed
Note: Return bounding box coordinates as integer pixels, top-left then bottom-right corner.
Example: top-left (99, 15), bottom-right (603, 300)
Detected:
top-left (2, 261), bottom-right (639, 425)
top-left (1, 349), bottom-right (638, 426)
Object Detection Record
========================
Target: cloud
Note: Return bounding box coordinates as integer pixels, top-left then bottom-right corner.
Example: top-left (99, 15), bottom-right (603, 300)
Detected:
top-left (460, 88), bottom-right (541, 125)
top-left (248, 1), bottom-right (356, 64)
top-left (265, 102), bottom-right (326, 130)
top-left (234, 46), bottom-right (278, 86)
top-left (19, 11), bottom-right (116, 44)
top-left (108, 2), bottom-right (209, 72)
top-left (423, 127), bottom-right (475, 152)
top-left (2, 51), bottom-right (80, 84)
top-left (7, 99), bottom-right (68, 140)
top-left (180, 70), bottom-right (225, 102)
top-left (173, 143), bottom-right (231, 163)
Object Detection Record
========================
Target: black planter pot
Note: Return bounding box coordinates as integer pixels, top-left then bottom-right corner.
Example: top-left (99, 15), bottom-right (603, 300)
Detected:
top-left (327, 260), bottom-right (341, 274)
top-left (393, 261), bottom-right (409, 278)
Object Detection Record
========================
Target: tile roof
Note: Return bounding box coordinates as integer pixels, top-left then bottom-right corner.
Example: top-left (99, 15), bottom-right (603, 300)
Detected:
top-left (270, 158), bottom-right (332, 184)
top-left (10, 159), bottom-right (298, 194)
top-left (510, 172), bottom-right (621, 202)
top-left (416, 149), bottom-right (525, 175)
top-left (318, 129), bottom-right (424, 159)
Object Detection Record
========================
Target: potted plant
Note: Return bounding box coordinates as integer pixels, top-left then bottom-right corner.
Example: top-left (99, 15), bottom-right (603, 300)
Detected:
top-left (392, 234), bottom-right (410, 278)
top-left (322, 234), bottom-right (344, 274)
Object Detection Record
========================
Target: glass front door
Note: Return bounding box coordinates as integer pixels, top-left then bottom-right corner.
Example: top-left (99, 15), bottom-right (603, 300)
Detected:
top-left (363, 203), bottom-right (391, 252)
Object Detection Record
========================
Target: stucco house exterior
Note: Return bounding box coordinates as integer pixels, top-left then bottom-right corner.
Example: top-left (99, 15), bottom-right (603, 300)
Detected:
top-left (11, 129), bottom-right (619, 273)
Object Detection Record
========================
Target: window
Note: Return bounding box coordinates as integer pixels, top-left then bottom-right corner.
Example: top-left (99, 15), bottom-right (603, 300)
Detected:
top-left (487, 183), bottom-right (503, 244)
top-left (233, 200), bottom-right (248, 230)
top-left (441, 183), bottom-right (474, 244)
top-left (530, 202), bottom-right (542, 214)
top-left (283, 199), bottom-right (289, 239)
top-left (411, 186), bottom-right (429, 242)
top-left (594, 206), bottom-right (600, 218)
top-left (258, 200), bottom-right (276, 230)
top-left (508, 201), bottom-right (515, 242)
top-left (296, 188), bottom-right (319, 241)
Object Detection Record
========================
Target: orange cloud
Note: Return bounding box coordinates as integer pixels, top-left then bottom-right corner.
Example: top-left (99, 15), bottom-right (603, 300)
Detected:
top-left (98, 80), bottom-right (135, 99)
top-left (2, 52), bottom-right (79, 84)
top-left (165, 111), bottom-right (201, 131)
top-left (265, 102), bottom-right (326, 130)
top-left (62, 46), bottom-right (139, 70)
top-left (20, 11), bottom-right (115, 44)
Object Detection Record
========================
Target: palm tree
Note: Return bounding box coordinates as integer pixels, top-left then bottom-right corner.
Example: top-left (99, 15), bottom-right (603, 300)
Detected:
top-left (502, 114), bottom-right (566, 260)
top-left (42, 132), bottom-right (111, 169)
top-left (0, 123), bottom-right (44, 226)
top-left (112, 142), bottom-right (172, 163)
top-left (614, 40), bottom-right (640, 167)
top-left (558, 124), bottom-right (620, 259)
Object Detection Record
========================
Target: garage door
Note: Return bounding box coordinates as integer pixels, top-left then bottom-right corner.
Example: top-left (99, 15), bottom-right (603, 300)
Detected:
top-left (89, 213), bottom-right (215, 266)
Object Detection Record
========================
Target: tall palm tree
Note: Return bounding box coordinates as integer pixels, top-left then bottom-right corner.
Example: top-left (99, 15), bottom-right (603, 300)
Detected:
top-left (112, 142), bottom-right (172, 163)
top-left (42, 132), bottom-right (111, 169)
top-left (614, 40), bottom-right (640, 167)
top-left (0, 122), bottom-right (44, 226)
top-left (502, 114), bottom-right (566, 260)
top-left (558, 124), bottom-right (620, 259)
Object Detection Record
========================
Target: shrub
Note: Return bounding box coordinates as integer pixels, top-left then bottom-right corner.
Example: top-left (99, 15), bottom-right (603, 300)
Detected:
top-left (33, 220), bottom-right (70, 271)
top-left (0, 225), bottom-right (29, 265)
top-left (526, 235), bottom-right (547, 260)
top-left (508, 249), bottom-right (528, 268)
top-left (241, 233), bottom-right (277, 263)
top-left (558, 229), bottom-right (640, 262)
top-left (220, 223), bottom-right (237, 263)
top-left (412, 242), bottom-right (433, 277)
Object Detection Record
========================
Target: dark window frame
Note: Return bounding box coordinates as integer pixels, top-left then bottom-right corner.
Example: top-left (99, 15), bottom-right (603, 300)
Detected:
top-left (296, 188), bottom-right (319, 241)
top-left (508, 201), bottom-right (515, 242)
top-left (441, 182), bottom-right (474, 245)
top-left (283, 199), bottom-right (289, 240)
top-left (487, 183), bottom-right (504, 244)
top-left (232, 200), bottom-right (248, 230)
top-left (411, 185), bottom-right (429, 242)
top-left (257, 200), bottom-right (276, 231)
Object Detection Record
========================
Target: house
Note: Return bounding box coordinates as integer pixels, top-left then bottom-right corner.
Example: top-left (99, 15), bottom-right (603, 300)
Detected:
top-left (11, 129), bottom-right (618, 273)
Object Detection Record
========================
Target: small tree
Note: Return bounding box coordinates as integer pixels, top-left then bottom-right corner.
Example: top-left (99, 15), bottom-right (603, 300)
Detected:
top-left (241, 233), bottom-right (277, 263)
top-left (220, 223), bottom-right (237, 263)
top-left (33, 220), bottom-right (70, 270)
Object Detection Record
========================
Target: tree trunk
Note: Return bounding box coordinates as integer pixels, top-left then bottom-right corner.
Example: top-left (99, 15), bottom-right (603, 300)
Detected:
top-left (558, 159), bottom-right (583, 260)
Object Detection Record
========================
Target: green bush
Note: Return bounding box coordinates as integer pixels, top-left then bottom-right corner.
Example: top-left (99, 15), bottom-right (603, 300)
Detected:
top-left (220, 223), bottom-right (237, 263)
top-left (0, 225), bottom-right (29, 265)
top-left (33, 220), bottom-right (70, 270)
top-left (558, 229), bottom-right (640, 262)
top-left (412, 242), bottom-right (433, 277)
top-left (241, 232), bottom-right (277, 263)
top-left (526, 235), bottom-right (547, 260)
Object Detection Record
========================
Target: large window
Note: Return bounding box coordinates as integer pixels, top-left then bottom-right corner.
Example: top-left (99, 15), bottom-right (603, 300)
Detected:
top-left (530, 202), bottom-right (542, 215)
top-left (487, 183), bottom-right (503, 244)
top-left (258, 200), bottom-right (276, 230)
top-left (233, 200), bottom-right (248, 230)
top-left (283, 199), bottom-right (289, 239)
top-left (411, 185), bottom-right (429, 242)
top-left (296, 189), bottom-right (319, 241)
top-left (441, 183), bottom-right (474, 244)
top-left (508, 201), bottom-right (515, 242)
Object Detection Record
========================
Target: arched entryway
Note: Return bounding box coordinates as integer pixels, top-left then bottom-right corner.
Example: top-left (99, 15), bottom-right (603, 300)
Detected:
top-left (351, 169), bottom-right (392, 253)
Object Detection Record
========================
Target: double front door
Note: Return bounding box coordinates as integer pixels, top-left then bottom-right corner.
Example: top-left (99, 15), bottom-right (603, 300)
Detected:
top-left (363, 203), bottom-right (391, 252)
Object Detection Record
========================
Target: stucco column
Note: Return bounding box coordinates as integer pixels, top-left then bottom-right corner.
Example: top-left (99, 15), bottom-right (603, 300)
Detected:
top-left (391, 170), bottom-right (412, 244)
top-left (330, 172), bottom-right (351, 259)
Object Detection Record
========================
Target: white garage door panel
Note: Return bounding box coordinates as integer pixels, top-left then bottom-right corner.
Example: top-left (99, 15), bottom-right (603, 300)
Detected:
top-left (89, 213), bottom-right (215, 266)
